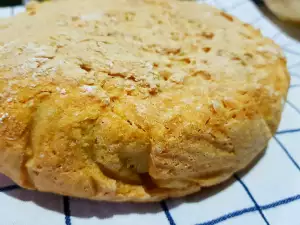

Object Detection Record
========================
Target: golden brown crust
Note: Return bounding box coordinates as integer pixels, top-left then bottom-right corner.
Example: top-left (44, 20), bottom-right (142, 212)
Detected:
top-left (0, 0), bottom-right (290, 201)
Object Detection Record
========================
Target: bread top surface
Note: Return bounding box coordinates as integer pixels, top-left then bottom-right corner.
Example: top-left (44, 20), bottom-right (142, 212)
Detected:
top-left (0, 0), bottom-right (289, 201)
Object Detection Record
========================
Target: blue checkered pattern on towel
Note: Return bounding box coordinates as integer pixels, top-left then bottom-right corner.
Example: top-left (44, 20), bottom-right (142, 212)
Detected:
top-left (1, 0), bottom-right (300, 224)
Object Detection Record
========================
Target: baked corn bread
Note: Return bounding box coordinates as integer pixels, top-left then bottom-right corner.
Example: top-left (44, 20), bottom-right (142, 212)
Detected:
top-left (0, 0), bottom-right (290, 201)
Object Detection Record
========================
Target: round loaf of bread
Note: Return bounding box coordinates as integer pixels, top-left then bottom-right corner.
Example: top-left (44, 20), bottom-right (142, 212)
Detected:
top-left (0, 0), bottom-right (289, 201)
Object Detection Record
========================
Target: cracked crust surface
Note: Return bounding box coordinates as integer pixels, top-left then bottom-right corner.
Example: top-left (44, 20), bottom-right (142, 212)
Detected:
top-left (0, 0), bottom-right (289, 201)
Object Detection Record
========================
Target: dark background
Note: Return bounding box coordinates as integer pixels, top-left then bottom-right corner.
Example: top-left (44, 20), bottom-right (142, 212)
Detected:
top-left (0, 0), bottom-right (22, 6)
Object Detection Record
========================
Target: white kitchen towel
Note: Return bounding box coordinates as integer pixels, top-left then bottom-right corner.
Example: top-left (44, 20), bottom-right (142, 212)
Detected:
top-left (0, 0), bottom-right (300, 225)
